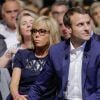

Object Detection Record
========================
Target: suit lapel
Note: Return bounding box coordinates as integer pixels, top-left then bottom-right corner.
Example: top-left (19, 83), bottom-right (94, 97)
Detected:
top-left (82, 38), bottom-right (92, 88)
top-left (62, 40), bottom-right (70, 91)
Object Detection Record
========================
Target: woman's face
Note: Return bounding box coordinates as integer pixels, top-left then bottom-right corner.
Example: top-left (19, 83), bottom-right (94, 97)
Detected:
top-left (32, 24), bottom-right (50, 48)
top-left (20, 15), bottom-right (33, 37)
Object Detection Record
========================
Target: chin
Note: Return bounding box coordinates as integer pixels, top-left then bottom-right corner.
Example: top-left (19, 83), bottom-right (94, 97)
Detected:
top-left (84, 36), bottom-right (91, 41)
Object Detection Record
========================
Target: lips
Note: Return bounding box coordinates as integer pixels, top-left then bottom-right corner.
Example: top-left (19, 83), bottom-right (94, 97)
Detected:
top-left (34, 40), bottom-right (40, 43)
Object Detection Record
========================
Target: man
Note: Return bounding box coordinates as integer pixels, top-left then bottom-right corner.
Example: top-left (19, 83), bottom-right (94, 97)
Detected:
top-left (57, 16), bottom-right (71, 40)
top-left (27, 7), bottom-right (100, 100)
top-left (51, 1), bottom-right (70, 40)
top-left (0, 0), bottom-right (21, 48)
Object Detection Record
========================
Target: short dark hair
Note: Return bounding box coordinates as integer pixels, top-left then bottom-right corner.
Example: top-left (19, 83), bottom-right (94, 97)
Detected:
top-left (51, 1), bottom-right (69, 9)
top-left (63, 7), bottom-right (89, 27)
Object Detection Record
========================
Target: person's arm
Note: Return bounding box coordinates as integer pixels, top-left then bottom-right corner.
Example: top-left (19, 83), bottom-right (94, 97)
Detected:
top-left (10, 50), bottom-right (27, 100)
top-left (0, 51), bottom-right (12, 68)
top-left (10, 67), bottom-right (27, 100)
top-left (0, 48), bottom-right (17, 68)
top-left (10, 67), bottom-right (21, 99)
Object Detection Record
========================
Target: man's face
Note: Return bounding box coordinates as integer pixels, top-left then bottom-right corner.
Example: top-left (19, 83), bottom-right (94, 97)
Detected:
top-left (51, 5), bottom-right (69, 39)
top-left (2, 1), bottom-right (20, 29)
top-left (93, 6), bottom-right (100, 27)
top-left (51, 5), bottom-right (68, 20)
top-left (57, 17), bottom-right (71, 39)
top-left (70, 13), bottom-right (92, 43)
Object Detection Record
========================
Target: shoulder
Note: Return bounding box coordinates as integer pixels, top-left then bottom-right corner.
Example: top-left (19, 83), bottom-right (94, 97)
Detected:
top-left (50, 41), bottom-right (66, 51)
top-left (16, 49), bottom-right (34, 55)
top-left (92, 33), bottom-right (100, 41)
top-left (14, 49), bottom-right (35, 60)
top-left (0, 22), bottom-right (6, 30)
top-left (0, 34), bottom-right (5, 39)
top-left (49, 39), bottom-right (70, 56)
top-left (90, 36), bottom-right (100, 53)
top-left (0, 39), bottom-right (7, 57)
top-left (0, 22), bottom-right (5, 27)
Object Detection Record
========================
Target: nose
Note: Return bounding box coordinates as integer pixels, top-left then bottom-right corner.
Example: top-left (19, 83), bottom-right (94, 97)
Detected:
top-left (27, 23), bottom-right (32, 29)
top-left (11, 12), bottom-right (17, 20)
top-left (34, 31), bottom-right (40, 37)
top-left (84, 23), bottom-right (90, 30)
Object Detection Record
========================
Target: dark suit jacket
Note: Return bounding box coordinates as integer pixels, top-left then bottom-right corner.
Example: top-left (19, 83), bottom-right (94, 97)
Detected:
top-left (0, 39), bottom-right (7, 57)
top-left (28, 36), bottom-right (100, 100)
top-left (93, 33), bottom-right (100, 41)
top-left (0, 91), bottom-right (2, 100)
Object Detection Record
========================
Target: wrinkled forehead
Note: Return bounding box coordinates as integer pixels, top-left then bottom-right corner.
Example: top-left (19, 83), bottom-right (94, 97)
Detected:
top-left (3, 1), bottom-right (20, 11)
top-left (52, 5), bottom-right (68, 11)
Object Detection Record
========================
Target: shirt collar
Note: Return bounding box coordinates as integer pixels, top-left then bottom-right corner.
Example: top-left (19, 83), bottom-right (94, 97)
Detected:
top-left (70, 41), bottom-right (86, 54)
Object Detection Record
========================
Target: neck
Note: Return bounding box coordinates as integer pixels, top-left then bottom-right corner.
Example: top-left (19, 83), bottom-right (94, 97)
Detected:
top-left (35, 46), bottom-right (49, 58)
top-left (7, 26), bottom-right (16, 31)
top-left (7, 24), bottom-right (16, 31)
top-left (22, 39), bottom-right (32, 49)
top-left (71, 38), bottom-right (84, 49)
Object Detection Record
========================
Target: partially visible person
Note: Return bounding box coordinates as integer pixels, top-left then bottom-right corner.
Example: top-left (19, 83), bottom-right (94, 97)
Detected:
top-left (0, 91), bottom-right (2, 100)
top-left (0, 9), bottom-right (38, 100)
top-left (27, 7), bottom-right (100, 100)
top-left (90, 1), bottom-right (100, 34)
top-left (0, 9), bottom-right (38, 69)
top-left (0, 34), bottom-right (5, 39)
top-left (51, 1), bottom-right (69, 25)
top-left (0, 39), bottom-right (7, 57)
top-left (18, 0), bottom-right (39, 14)
top-left (57, 16), bottom-right (71, 40)
top-left (0, 0), bottom-right (21, 49)
top-left (51, 1), bottom-right (70, 40)
top-left (38, 7), bottom-right (51, 16)
top-left (9, 16), bottom-right (60, 100)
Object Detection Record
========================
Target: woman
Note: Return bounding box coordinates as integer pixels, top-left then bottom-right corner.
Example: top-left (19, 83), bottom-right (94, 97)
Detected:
top-left (10, 16), bottom-right (60, 100)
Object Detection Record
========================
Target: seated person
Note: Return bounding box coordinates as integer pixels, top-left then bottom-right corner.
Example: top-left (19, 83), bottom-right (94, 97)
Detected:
top-left (9, 16), bottom-right (60, 100)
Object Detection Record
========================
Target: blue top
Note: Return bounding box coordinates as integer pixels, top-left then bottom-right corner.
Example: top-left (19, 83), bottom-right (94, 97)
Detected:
top-left (13, 49), bottom-right (48, 95)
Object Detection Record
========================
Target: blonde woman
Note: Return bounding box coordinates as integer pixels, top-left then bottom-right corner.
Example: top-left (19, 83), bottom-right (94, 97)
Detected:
top-left (9, 16), bottom-right (60, 100)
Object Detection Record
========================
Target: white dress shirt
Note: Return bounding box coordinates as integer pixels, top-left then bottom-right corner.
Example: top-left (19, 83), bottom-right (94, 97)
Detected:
top-left (0, 23), bottom-right (19, 49)
top-left (64, 42), bottom-right (86, 100)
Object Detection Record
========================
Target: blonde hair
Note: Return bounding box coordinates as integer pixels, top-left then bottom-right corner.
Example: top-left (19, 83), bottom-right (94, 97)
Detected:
top-left (90, 2), bottom-right (100, 15)
top-left (32, 16), bottom-right (60, 48)
top-left (17, 9), bottom-right (38, 45)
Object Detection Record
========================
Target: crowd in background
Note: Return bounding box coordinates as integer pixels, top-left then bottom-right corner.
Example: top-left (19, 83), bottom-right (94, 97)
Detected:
top-left (0, 0), bottom-right (100, 100)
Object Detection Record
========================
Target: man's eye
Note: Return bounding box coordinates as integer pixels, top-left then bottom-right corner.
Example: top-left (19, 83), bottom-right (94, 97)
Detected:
top-left (77, 23), bottom-right (83, 27)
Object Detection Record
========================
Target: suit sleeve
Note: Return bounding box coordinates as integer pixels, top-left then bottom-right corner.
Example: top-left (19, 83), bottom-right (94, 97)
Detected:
top-left (85, 55), bottom-right (100, 100)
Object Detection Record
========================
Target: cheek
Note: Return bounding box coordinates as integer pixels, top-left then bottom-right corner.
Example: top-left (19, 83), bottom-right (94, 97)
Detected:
top-left (93, 15), bottom-right (98, 22)
top-left (20, 28), bottom-right (27, 34)
top-left (20, 26), bottom-right (26, 31)
top-left (42, 36), bottom-right (50, 44)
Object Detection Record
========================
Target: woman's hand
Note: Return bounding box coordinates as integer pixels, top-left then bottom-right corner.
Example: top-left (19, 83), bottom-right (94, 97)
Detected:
top-left (14, 94), bottom-right (27, 100)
